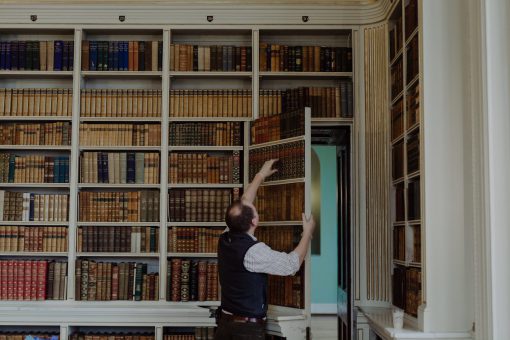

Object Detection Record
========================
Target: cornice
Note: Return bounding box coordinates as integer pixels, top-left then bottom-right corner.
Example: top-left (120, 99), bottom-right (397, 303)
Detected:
top-left (0, 0), bottom-right (392, 26)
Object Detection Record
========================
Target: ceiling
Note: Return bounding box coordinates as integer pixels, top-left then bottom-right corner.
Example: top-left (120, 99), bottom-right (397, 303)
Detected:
top-left (0, 0), bottom-right (380, 5)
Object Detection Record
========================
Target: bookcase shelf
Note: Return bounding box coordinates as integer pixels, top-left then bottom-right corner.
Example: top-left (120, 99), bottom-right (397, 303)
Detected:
top-left (248, 135), bottom-right (305, 150)
top-left (259, 71), bottom-right (352, 78)
top-left (168, 117), bottom-right (252, 122)
top-left (391, 91), bottom-right (404, 106)
top-left (168, 146), bottom-right (243, 151)
top-left (389, 0), bottom-right (423, 319)
top-left (0, 252), bottom-right (68, 257)
top-left (260, 178), bottom-right (305, 187)
top-left (167, 253), bottom-right (217, 258)
top-left (0, 22), bottom-right (327, 339)
top-left (0, 71), bottom-right (74, 78)
top-left (0, 221), bottom-right (69, 226)
top-left (78, 184), bottom-right (160, 189)
top-left (77, 222), bottom-right (158, 227)
top-left (167, 183), bottom-right (242, 188)
top-left (390, 49), bottom-right (404, 67)
top-left (0, 146), bottom-right (72, 151)
top-left (0, 116), bottom-right (72, 121)
top-left (81, 71), bottom-right (162, 78)
top-left (76, 252), bottom-right (160, 258)
top-left (258, 221), bottom-right (303, 226)
top-left (79, 146), bottom-right (161, 151)
top-left (0, 183), bottom-right (70, 188)
top-left (167, 222), bottom-right (225, 227)
top-left (311, 117), bottom-right (354, 126)
top-left (405, 27), bottom-right (419, 46)
top-left (80, 117), bottom-right (162, 122)
top-left (169, 71), bottom-right (252, 78)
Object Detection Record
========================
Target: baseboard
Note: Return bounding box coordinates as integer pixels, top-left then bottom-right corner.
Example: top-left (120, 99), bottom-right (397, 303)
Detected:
top-left (311, 303), bottom-right (337, 314)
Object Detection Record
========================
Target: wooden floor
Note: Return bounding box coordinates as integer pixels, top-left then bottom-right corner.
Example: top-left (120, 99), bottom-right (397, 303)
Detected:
top-left (311, 314), bottom-right (338, 340)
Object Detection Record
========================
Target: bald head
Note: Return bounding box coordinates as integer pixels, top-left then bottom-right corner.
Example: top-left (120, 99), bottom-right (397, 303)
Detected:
top-left (225, 200), bottom-right (256, 233)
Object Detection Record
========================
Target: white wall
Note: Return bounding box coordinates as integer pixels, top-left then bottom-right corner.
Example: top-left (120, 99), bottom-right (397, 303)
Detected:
top-left (421, 0), bottom-right (474, 333)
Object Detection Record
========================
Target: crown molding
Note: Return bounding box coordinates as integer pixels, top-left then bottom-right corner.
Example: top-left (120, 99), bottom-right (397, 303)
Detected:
top-left (0, 0), bottom-right (392, 26)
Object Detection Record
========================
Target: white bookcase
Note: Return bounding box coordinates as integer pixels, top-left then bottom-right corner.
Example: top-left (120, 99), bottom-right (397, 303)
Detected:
top-left (0, 22), bottom-right (354, 339)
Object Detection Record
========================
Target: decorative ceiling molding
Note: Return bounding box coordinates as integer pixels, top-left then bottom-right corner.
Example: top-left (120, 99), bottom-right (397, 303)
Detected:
top-left (0, 0), bottom-right (392, 25)
top-left (0, 0), bottom-right (378, 4)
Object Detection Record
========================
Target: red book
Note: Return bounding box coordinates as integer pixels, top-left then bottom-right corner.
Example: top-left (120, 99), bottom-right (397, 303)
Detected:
top-left (24, 260), bottom-right (32, 300)
top-left (0, 261), bottom-right (6, 299)
top-left (16, 260), bottom-right (24, 300)
top-left (37, 260), bottom-right (48, 300)
top-left (6, 260), bottom-right (14, 300)
top-left (31, 259), bottom-right (38, 300)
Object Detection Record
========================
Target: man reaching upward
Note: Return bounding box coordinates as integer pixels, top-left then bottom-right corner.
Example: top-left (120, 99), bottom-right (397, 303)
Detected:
top-left (215, 159), bottom-right (316, 340)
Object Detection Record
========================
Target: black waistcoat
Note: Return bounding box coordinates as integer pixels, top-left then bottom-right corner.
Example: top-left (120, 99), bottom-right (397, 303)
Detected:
top-left (218, 231), bottom-right (268, 318)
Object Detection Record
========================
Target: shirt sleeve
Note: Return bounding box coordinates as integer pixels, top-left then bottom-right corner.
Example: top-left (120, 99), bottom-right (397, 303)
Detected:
top-left (243, 242), bottom-right (301, 276)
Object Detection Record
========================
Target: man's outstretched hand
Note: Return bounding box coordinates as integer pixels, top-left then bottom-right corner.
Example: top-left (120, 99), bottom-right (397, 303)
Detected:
top-left (257, 159), bottom-right (279, 179)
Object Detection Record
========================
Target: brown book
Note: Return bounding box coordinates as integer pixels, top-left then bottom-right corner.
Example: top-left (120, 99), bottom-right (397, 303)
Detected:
top-left (82, 40), bottom-right (90, 71)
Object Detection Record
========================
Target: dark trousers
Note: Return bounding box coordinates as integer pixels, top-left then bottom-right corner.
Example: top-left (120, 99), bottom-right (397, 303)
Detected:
top-left (214, 315), bottom-right (265, 340)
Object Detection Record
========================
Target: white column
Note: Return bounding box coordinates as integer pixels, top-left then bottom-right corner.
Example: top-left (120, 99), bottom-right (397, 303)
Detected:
top-left (482, 0), bottom-right (510, 338)
top-left (420, 0), bottom-right (474, 333)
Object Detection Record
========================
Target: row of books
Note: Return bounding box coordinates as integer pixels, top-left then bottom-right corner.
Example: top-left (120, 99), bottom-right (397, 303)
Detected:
top-left (391, 100), bottom-right (404, 140)
top-left (406, 83), bottom-right (420, 128)
top-left (169, 122), bottom-right (242, 147)
top-left (407, 132), bottom-right (419, 174)
top-left (255, 225), bottom-right (299, 253)
top-left (75, 260), bottom-right (158, 301)
top-left (0, 192), bottom-right (69, 222)
top-left (80, 152), bottom-right (160, 184)
top-left (392, 141), bottom-right (404, 180)
top-left (250, 108), bottom-right (305, 145)
top-left (168, 152), bottom-right (240, 184)
top-left (259, 44), bottom-right (352, 72)
top-left (268, 273), bottom-right (303, 309)
top-left (168, 227), bottom-right (223, 254)
top-left (81, 41), bottom-right (163, 72)
top-left (71, 333), bottom-right (152, 340)
top-left (389, 15), bottom-right (403, 61)
top-left (394, 183), bottom-right (405, 222)
top-left (393, 266), bottom-right (422, 316)
top-left (78, 191), bottom-right (160, 222)
top-left (77, 226), bottom-right (159, 253)
top-left (393, 226), bottom-right (405, 261)
top-left (168, 189), bottom-right (236, 223)
top-left (0, 89), bottom-right (73, 116)
top-left (164, 328), bottom-right (215, 340)
top-left (259, 84), bottom-right (353, 118)
top-left (167, 259), bottom-right (218, 302)
top-left (0, 226), bottom-right (68, 252)
top-left (249, 142), bottom-right (305, 182)
top-left (80, 89), bottom-right (162, 117)
top-left (79, 124), bottom-right (161, 147)
top-left (0, 333), bottom-right (59, 340)
top-left (0, 154), bottom-right (69, 184)
top-left (406, 36), bottom-right (419, 83)
top-left (0, 41), bottom-right (74, 71)
top-left (0, 122), bottom-right (72, 146)
top-left (405, 0), bottom-right (419, 39)
top-left (169, 90), bottom-right (252, 118)
top-left (391, 58), bottom-right (403, 99)
top-left (255, 183), bottom-right (304, 222)
top-left (0, 260), bottom-right (67, 300)
top-left (407, 179), bottom-right (421, 221)
top-left (170, 44), bottom-right (252, 72)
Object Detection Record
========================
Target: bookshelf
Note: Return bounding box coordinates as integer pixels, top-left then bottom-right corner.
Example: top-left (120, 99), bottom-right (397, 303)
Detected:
top-left (0, 22), bottom-right (352, 339)
top-left (388, 0), bottom-right (422, 320)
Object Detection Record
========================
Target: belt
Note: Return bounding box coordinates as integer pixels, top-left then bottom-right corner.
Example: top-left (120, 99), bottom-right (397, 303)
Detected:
top-left (220, 311), bottom-right (266, 325)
